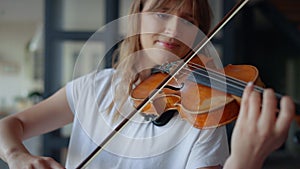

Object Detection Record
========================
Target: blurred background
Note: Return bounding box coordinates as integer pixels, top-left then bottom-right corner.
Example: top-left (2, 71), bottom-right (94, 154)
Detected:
top-left (0, 0), bottom-right (299, 168)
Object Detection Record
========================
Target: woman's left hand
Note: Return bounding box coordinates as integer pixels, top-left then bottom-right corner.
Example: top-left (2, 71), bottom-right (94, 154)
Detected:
top-left (224, 82), bottom-right (295, 169)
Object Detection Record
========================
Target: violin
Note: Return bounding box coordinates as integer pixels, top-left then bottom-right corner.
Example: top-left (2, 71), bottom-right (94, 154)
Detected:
top-left (131, 56), bottom-right (265, 129)
top-left (131, 53), bottom-right (300, 129)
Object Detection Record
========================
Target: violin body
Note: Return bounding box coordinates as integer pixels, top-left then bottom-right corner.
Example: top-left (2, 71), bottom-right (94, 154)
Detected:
top-left (131, 63), bottom-right (264, 129)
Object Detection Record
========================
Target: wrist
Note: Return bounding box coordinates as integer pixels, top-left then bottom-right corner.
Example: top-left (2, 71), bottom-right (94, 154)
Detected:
top-left (5, 147), bottom-right (30, 162)
top-left (223, 156), bottom-right (243, 169)
top-left (224, 155), bottom-right (264, 169)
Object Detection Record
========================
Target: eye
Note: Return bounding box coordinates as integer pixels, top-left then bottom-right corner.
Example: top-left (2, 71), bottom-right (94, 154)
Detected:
top-left (156, 13), bottom-right (170, 19)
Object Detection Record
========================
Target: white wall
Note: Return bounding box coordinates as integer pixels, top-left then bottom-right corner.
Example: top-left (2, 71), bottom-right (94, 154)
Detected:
top-left (0, 22), bottom-right (43, 112)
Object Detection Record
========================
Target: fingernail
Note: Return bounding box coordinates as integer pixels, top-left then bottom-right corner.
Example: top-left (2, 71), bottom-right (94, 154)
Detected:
top-left (247, 81), bottom-right (253, 87)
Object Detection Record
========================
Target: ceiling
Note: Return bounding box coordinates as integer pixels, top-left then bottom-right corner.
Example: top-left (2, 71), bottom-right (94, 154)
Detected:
top-left (0, 0), bottom-right (44, 23)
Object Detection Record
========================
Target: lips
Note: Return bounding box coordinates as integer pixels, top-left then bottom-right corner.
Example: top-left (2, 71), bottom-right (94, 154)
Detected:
top-left (155, 40), bottom-right (180, 49)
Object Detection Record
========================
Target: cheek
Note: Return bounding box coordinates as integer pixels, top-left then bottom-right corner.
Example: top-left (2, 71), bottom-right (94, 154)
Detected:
top-left (140, 15), bottom-right (160, 50)
top-left (178, 27), bottom-right (199, 48)
top-left (140, 34), bottom-right (152, 50)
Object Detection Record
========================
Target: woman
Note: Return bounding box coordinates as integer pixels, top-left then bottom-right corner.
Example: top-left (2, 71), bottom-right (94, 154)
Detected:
top-left (0, 0), bottom-right (295, 168)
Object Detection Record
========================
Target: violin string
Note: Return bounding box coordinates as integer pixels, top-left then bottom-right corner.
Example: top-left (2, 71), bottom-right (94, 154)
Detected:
top-left (189, 62), bottom-right (262, 90)
top-left (190, 65), bottom-right (264, 94)
top-left (175, 66), bottom-right (247, 96)
top-left (187, 62), bottom-right (284, 99)
top-left (173, 61), bottom-right (284, 99)
top-left (187, 62), bottom-right (254, 89)
top-left (167, 61), bottom-right (265, 96)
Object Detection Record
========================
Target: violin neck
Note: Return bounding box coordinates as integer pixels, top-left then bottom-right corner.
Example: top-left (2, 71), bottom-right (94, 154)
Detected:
top-left (190, 68), bottom-right (300, 115)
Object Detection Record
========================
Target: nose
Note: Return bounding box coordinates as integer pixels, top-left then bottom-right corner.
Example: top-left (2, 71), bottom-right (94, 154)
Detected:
top-left (164, 16), bottom-right (181, 38)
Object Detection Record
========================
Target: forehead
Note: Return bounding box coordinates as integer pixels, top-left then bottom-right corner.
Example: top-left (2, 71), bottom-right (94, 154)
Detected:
top-left (142, 0), bottom-right (194, 15)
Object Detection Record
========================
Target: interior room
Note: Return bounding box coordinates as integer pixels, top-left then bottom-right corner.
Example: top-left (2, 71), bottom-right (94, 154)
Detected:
top-left (0, 0), bottom-right (299, 168)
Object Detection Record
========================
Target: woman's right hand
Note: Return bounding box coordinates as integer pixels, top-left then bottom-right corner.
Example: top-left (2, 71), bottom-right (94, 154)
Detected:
top-left (7, 152), bottom-right (65, 169)
top-left (0, 87), bottom-right (73, 169)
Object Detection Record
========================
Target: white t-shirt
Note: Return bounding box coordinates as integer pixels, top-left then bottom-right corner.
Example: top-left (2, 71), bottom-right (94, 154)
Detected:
top-left (65, 68), bottom-right (229, 169)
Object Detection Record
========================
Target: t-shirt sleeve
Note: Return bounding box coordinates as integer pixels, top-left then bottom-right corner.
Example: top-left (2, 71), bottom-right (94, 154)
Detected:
top-left (65, 69), bottom-right (114, 116)
top-left (65, 73), bottom-right (93, 115)
top-left (186, 126), bottom-right (229, 169)
top-left (66, 81), bottom-right (76, 114)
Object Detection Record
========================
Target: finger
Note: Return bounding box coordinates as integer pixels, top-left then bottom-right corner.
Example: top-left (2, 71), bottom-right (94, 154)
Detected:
top-left (275, 96), bottom-right (295, 136)
top-left (50, 163), bottom-right (65, 169)
top-left (248, 90), bottom-right (261, 122)
top-left (49, 162), bottom-right (65, 169)
top-left (260, 89), bottom-right (277, 130)
top-left (32, 157), bottom-right (64, 169)
top-left (42, 157), bottom-right (65, 169)
top-left (238, 82), bottom-right (254, 120)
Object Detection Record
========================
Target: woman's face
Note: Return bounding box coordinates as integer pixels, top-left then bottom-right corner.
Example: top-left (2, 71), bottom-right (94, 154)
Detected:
top-left (139, 1), bottom-right (200, 65)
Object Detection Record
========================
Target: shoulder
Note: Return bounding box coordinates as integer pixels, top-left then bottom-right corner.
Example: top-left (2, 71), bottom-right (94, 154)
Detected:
top-left (76, 68), bottom-right (115, 83)
top-left (67, 68), bottom-right (115, 90)
top-left (65, 68), bottom-right (115, 111)
top-left (94, 68), bottom-right (115, 83)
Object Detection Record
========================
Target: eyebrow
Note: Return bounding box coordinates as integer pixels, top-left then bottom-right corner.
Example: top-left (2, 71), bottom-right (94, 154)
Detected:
top-left (160, 7), bottom-right (194, 17)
